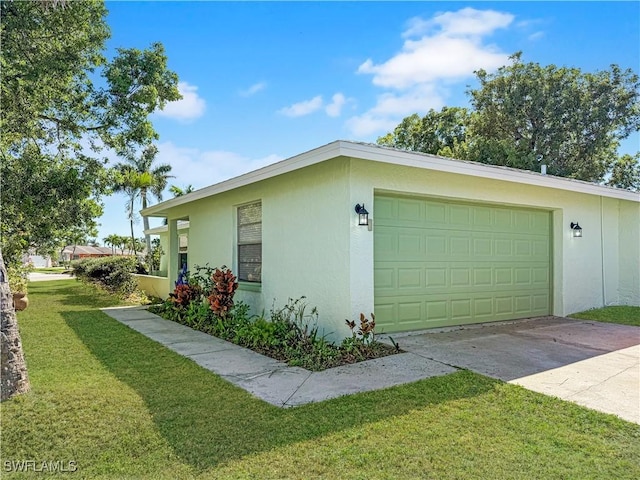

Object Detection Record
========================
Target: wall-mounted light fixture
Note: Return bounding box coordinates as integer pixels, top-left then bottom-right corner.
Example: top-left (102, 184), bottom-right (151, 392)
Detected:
top-left (355, 204), bottom-right (369, 226)
top-left (570, 222), bottom-right (582, 238)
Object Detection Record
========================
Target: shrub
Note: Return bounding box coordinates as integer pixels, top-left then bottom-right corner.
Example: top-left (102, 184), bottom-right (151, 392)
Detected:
top-left (207, 266), bottom-right (238, 319)
top-left (145, 238), bottom-right (163, 273)
top-left (71, 256), bottom-right (138, 297)
top-left (169, 283), bottom-right (203, 309)
top-left (6, 262), bottom-right (33, 293)
top-left (188, 264), bottom-right (217, 292)
top-left (148, 268), bottom-right (402, 370)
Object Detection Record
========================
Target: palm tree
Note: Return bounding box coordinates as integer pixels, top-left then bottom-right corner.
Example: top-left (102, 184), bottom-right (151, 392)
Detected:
top-left (169, 184), bottom-right (194, 197)
top-left (163, 184), bottom-right (195, 225)
top-left (103, 234), bottom-right (121, 255)
top-left (113, 145), bottom-right (173, 255)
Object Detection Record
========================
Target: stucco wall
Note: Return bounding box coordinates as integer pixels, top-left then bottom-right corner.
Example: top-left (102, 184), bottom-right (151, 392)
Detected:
top-left (618, 200), bottom-right (640, 305)
top-left (347, 157), bottom-right (640, 318)
top-left (134, 274), bottom-right (171, 299)
top-left (163, 158), bottom-right (352, 340)
top-left (158, 154), bottom-right (638, 340)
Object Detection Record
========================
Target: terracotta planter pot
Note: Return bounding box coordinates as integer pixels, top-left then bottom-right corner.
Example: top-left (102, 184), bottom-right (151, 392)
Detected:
top-left (13, 292), bottom-right (29, 311)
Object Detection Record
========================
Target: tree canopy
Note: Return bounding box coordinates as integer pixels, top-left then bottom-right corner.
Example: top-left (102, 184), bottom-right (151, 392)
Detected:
top-left (378, 53), bottom-right (640, 189)
top-left (0, 0), bottom-right (181, 263)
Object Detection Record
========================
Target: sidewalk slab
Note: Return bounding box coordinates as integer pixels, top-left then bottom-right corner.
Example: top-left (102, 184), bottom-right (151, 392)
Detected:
top-left (285, 353), bottom-right (456, 407)
top-left (101, 306), bottom-right (458, 407)
top-left (229, 367), bottom-right (312, 407)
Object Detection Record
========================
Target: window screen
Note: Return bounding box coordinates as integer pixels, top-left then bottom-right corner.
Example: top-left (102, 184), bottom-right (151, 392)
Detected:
top-left (238, 201), bottom-right (262, 282)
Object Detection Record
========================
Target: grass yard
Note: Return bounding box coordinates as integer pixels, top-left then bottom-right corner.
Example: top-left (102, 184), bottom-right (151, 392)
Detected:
top-left (2, 281), bottom-right (639, 479)
top-left (570, 305), bottom-right (640, 327)
top-left (31, 267), bottom-right (69, 274)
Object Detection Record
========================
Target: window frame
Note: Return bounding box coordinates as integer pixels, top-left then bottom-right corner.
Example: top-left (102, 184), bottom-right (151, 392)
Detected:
top-left (236, 200), bottom-right (262, 284)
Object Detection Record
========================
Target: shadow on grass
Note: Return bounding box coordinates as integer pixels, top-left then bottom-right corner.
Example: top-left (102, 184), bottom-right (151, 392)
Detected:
top-left (28, 280), bottom-right (132, 310)
top-left (64, 309), bottom-right (498, 471)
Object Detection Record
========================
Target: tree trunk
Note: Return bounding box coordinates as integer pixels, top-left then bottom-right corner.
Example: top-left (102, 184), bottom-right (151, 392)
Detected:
top-left (1, 251), bottom-right (30, 401)
top-left (142, 195), bottom-right (151, 255)
top-left (129, 196), bottom-right (137, 256)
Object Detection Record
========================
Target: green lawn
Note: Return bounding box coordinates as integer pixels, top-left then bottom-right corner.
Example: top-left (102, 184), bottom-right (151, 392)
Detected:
top-left (570, 306), bottom-right (640, 326)
top-left (2, 281), bottom-right (639, 479)
top-left (31, 267), bottom-right (69, 274)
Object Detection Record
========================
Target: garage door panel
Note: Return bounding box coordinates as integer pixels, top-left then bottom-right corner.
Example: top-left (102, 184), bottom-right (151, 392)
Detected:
top-left (374, 195), bottom-right (551, 332)
top-left (375, 290), bottom-right (551, 331)
top-left (378, 227), bottom-right (548, 263)
top-left (398, 198), bottom-right (423, 222)
top-left (374, 262), bottom-right (549, 295)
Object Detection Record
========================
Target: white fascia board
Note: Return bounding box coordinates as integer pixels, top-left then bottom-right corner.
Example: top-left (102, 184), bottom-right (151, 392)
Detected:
top-left (143, 141), bottom-right (639, 217)
top-left (340, 142), bottom-right (640, 202)
top-left (141, 142), bottom-right (343, 217)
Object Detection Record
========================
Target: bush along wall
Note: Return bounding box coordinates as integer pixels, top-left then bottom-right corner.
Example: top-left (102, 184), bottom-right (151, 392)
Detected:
top-left (149, 265), bottom-right (401, 371)
top-left (71, 256), bottom-right (141, 298)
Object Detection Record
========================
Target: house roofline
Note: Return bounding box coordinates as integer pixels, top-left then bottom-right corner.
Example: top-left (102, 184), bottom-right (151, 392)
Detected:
top-left (142, 140), bottom-right (639, 217)
top-left (144, 220), bottom-right (190, 235)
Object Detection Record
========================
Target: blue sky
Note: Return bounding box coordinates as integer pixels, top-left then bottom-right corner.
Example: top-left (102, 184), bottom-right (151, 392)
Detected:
top-left (97, 1), bottom-right (640, 242)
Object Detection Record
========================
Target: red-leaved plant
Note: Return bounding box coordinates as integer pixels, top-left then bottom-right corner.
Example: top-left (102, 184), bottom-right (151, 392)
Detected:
top-left (169, 283), bottom-right (203, 308)
top-left (207, 266), bottom-right (238, 319)
top-left (346, 312), bottom-right (376, 344)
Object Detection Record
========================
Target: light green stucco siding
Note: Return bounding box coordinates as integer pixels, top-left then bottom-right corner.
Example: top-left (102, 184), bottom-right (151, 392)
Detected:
top-left (162, 157), bottom-right (353, 340)
top-left (374, 194), bottom-right (551, 331)
top-left (149, 147), bottom-right (638, 341)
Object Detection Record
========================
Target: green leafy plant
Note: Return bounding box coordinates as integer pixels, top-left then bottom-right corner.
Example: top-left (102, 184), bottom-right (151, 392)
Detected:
top-left (152, 290), bottom-right (401, 371)
top-left (341, 313), bottom-right (400, 363)
top-left (188, 264), bottom-right (217, 292)
top-left (71, 256), bottom-right (138, 297)
top-left (6, 262), bottom-right (33, 293)
top-left (145, 238), bottom-right (164, 274)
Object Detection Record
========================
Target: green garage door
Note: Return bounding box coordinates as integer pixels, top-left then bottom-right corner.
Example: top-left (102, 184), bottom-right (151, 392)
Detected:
top-left (374, 195), bottom-right (551, 332)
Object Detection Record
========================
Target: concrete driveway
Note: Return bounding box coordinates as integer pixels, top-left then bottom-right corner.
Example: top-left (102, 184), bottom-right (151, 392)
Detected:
top-left (392, 316), bottom-right (640, 424)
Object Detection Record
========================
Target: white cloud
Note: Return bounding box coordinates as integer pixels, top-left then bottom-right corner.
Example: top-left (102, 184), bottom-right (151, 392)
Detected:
top-left (371, 86), bottom-right (444, 116)
top-left (349, 7), bottom-right (514, 137)
top-left (358, 33), bottom-right (510, 90)
top-left (347, 86), bottom-right (445, 136)
top-left (156, 81), bottom-right (206, 122)
top-left (279, 93), bottom-right (352, 118)
top-left (278, 95), bottom-right (324, 117)
top-left (345, 113), bottom-right (399, 138)
top-left (404, 8), bottom-right (514, 38)
top-left (155, 141), bottom-right (283, 190)
top-left (325, 93), bottom-right (347, 117)
top-left (528, 31), bottom-right (545, 41)
top-left (239, 82), bottom-right (267, 97)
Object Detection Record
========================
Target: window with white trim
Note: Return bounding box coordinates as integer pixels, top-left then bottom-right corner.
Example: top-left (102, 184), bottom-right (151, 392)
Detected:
top-left (237, 201), bottom-right (262, 282)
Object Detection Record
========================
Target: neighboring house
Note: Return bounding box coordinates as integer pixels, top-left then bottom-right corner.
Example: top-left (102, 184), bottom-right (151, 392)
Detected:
top-left (22, 251), bottom-right (52, 268)
top-left (61, 245), bottom-right (131, 262)
top-left (140, 141), bottom-right (640, 341)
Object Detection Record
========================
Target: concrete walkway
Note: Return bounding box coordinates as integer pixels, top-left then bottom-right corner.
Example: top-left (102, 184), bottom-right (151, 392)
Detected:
top-left (100, 306), bottom-right (456, 407)
top-left (101, 307), bottom-right (639, 423)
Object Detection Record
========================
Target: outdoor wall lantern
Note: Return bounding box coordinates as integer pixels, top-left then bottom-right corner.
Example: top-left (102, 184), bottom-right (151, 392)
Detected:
top-left (355, 204), bottom-right (369, 226)
top-left (570, 222), bottom-right (583, 238)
